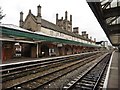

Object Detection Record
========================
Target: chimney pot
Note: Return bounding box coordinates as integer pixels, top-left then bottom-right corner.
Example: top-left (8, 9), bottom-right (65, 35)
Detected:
top-left (20, 11), bottom-right (23, 21)
top-left (19, 11), bottom-right (24, 27)
top-left (65, 11), bottom-right (68, 20)
top-left (56, 13), bottom-right (58, 25)
top-left (56, 13), bottom-right (58, 20)
top-left (37, 5), bottom-right (41, 16)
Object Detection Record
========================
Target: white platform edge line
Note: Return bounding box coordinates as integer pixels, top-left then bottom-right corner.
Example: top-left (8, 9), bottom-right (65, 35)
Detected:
top-left (103, 51), bottom-right (115, 89)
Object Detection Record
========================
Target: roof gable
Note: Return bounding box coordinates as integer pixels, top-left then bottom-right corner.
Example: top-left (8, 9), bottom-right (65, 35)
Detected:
top-left (24, 13), bottom-right (37, 24)
top-left (23, 13), bottom-right (37, 31)
top-left (23, 13), bottom-right (88, 41)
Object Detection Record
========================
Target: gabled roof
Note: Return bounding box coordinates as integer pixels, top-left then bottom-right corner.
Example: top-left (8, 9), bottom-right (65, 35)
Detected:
top-left (28, 13), bottom-right (89, 41)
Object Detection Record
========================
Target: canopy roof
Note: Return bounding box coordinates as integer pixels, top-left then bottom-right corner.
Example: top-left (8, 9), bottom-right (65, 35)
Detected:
top-left (87, 0), bottom-right (120, 46)
top-left (0, 24), bottom-right (100, 47)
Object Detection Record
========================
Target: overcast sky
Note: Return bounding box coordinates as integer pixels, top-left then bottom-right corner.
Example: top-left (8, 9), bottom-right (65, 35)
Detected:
top-left (0, 0), bottom-right (110, 44)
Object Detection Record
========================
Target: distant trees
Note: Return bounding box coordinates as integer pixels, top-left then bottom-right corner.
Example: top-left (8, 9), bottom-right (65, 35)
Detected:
top-left (0, 7), bottom-right (5, 22)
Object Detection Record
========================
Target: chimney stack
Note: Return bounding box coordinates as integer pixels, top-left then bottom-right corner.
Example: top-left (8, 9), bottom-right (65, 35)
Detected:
top-left (82, 31), bottom-right (89, 39)
top-left (73, 27), bottom-right (79, 34)
top-left (70, 15), bottom-right (72, 24)
top-left (37, 5), bottom-right (41, 17)
top-left (82, 31), bottom-right (86, 36)
top-left (56, 13), bottom-right (58, 21)
top-left (65, 11), bottom-right (68, 20)
top-left (86, 34), bottom-right (88, 39)
top-left (19, 11), bottom-right (24, 27)
top-left (56, 13), bottom-right (58, 24)
top-left (37, 5), bottom-right (42, 31)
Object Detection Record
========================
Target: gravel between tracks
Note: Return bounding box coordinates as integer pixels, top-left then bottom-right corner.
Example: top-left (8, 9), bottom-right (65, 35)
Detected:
top-left (40, 54), bottom-right (105, 89)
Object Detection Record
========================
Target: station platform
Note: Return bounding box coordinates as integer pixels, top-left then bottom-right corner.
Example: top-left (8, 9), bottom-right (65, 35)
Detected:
top-left (2, 52), bottom-right (99, 66)
top-left (103, 51), bottom-right (119, 89)
top-left (2, 57), bottom-right (39, 64)
top-left (1, 51), bottom-right (106, 67)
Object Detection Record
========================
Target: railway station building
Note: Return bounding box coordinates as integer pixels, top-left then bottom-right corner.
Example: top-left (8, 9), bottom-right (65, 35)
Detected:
top-left (1, 5), bottom-right (102, 61)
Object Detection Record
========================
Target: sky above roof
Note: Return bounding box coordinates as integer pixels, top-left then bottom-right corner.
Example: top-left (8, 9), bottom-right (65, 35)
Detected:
top-left (0, 0), bottom-right (110, 44)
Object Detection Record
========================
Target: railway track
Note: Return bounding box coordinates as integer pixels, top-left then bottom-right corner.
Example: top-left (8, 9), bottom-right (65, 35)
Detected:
top-left (2, 52), bottom-right (105, 90)
top-left (2, 56), bottom-right (80, 82)
top-left (63, 53), bottom-right (111, 90)
top-left (1, 52), bottom-right (97, 83)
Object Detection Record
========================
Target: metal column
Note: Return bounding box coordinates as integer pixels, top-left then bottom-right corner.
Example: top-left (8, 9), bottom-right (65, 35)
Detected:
top-left (37, 43), bottom-right (39, 58)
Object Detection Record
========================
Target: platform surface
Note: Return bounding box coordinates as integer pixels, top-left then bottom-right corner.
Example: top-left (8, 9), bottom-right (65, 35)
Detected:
top-left (104, 51), bottom-right (119, 89)
top-left (2, 52), bottom-right (97, 66)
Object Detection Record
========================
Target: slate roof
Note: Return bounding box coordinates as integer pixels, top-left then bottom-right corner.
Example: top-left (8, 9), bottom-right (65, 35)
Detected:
top-left (29, 13), bottom-right (90, 41)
